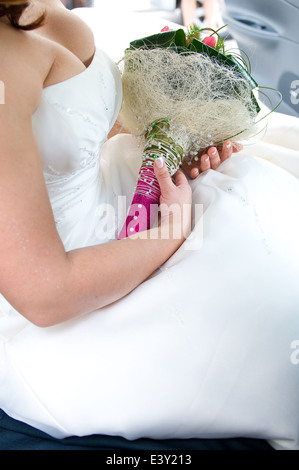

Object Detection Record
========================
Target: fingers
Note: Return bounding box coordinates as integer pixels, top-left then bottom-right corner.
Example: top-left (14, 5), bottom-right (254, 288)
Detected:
top-left (153, 157), bottom-right (173, 193)
top-left (172, 168), bottom-right (189, 188)
top-left (168, 140), bottom-right (244, 181)
top-left (154, 157), bottom-right (189, 193)
top-left (220, 141), bottom-right (233, 161)
top-left (208, 146), bottom-right (222, 169)
top-left (189, 167), bottom-right (200, 179)
top-left (200, 146), bottom-right (222, 171)
top-left (200, 141), bottom-right (238, 171)
top-left (199, 153), bottom-right (211, 172)
top-left (232, 142), bottom-right (243, 153)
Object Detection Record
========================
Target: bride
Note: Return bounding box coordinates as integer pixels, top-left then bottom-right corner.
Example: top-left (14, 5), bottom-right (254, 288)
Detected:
top-left (0, 0), bottom-right (298, 450)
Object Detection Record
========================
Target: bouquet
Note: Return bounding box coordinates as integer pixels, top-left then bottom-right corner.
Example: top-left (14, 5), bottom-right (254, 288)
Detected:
top-left (117, 26), bottom-right (266, 239)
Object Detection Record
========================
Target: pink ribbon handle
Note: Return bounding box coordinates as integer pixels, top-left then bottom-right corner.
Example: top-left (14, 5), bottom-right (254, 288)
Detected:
top-left (118, 166), bottom-right (161, 239)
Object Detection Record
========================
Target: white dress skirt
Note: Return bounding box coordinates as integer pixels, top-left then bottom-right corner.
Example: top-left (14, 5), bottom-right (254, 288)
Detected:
top-left (0, 47), bottom-right (298, 450)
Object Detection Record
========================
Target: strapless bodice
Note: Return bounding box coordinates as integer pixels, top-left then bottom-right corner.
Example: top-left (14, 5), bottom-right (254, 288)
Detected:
top-left (32, 49), bottom-right (122, 249)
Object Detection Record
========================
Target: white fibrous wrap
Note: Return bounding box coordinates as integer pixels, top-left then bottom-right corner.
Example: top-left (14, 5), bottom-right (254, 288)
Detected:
top-left (120, 48), bottom-right (259, 154)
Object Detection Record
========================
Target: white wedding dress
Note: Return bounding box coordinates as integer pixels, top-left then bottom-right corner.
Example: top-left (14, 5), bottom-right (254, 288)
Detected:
top-left (0, 48), bottom-right (299, 451)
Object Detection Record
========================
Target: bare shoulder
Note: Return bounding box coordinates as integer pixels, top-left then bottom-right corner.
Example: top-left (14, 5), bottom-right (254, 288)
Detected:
top-left (0, 26), bottom-right (54, 114)
top-left (42, 2), bottom-right (95, 64)
top-left (0, 2), bottom-right (95, 115)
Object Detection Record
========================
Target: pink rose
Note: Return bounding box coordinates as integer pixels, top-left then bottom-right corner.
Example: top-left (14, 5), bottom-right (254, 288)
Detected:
top-left (161, 26), bottom-right (170, 32)
top-left (203, 36), bottom-right (217, 48)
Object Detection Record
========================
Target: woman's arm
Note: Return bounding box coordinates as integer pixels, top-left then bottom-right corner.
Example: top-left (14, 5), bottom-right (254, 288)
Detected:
top-left (0, 50), bottom-right (191, 328)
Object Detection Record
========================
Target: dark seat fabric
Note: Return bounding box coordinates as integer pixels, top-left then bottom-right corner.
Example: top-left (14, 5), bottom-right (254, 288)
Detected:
top-left (0, 409), bottom-right (273, 451)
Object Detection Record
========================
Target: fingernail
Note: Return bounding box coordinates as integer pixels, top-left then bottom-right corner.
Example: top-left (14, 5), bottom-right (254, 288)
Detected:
top-left (226, 142), bottom-right (232, 148)
top-left (156, 157), bottom-right (164, 168)
top-left (205, 157), bottom-right (210, 162)
top-left (211, 148), bottom-right (217, 155)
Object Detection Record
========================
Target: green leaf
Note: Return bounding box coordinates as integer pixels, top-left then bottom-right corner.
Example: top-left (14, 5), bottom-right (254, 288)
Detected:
top-left (174, 29), bottom-right (187, 48)
top-left (129, 30), bottom-right (178, 50)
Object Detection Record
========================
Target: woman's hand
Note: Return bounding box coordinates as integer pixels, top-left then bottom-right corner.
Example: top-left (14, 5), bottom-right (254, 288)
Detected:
top-left (154, 157), bottom-right (192, 241)
top-left (182, 141), bottom-right (243, 179)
